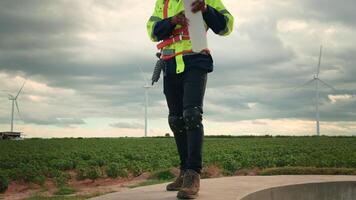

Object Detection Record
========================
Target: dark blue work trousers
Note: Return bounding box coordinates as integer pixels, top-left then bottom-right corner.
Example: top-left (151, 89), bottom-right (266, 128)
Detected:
top-left (163, 67), bottom-right (208, 174)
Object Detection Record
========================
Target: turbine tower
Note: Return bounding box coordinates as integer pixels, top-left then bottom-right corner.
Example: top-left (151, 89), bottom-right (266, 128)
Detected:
top-left (139, 66), bottom-right (153, 137)
top-left (295, 46), bottom-right (336, 136)
top-left (7, 80), bottom-right (26, 132)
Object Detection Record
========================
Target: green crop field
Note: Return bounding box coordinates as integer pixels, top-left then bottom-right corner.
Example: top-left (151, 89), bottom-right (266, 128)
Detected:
top-left (1, 136), bottom-right (356, 194)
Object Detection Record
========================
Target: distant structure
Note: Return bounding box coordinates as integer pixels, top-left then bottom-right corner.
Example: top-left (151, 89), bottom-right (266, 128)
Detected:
top-left (1, 79), bottom-right (27, 140)
top-left (294, 46), bottom-right (336, 136)
top-left (139, 66), bottom-right (153, 137)
top-left (0, 132), bottom-right (22, 140)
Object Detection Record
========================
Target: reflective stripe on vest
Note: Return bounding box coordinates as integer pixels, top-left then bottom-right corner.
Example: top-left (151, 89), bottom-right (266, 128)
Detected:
top-left (160, 0), bottom-right (186, 73)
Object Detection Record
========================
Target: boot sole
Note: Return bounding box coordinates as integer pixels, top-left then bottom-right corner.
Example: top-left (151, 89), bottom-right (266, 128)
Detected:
top-left (166, 187), bottom-right (181, 191)
top-left (176, 192), bottom-right (199, 199)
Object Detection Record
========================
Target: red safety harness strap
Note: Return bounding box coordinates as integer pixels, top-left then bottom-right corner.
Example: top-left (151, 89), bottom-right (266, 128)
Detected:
top-left (157, 0), bottom-right (191, 50)
top-left (157, 34), bottom-right (190, 49)
top-left (163, 0), bottom-right (169, 19)
top-left (156, 26), bottom-right (191, 50)
top-left (172, 27), bottom-right (189, 35)
top-left (161, 49), bottom-right (211, 60)
top-left (161, 50), bottom-right (193, 60)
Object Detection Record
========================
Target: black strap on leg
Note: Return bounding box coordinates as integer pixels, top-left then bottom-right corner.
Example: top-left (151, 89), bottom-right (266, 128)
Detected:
top-left (183, 106), bottom-right (203, 130)
top-left (168, 115), bottom-right (185, 133)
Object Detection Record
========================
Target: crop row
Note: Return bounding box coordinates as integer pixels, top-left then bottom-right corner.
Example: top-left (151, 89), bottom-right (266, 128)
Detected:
top-left (0, 136), bottom-right (355, 193)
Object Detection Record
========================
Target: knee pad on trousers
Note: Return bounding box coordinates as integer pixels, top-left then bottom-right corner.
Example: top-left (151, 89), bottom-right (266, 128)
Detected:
top-left (183, 107), bottom-right (203, 130)
top-left (168, 115), bottom-right (185, 133)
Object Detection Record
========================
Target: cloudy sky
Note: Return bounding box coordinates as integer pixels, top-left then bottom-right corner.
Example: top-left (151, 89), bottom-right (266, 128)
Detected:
top-left (0, 0), bottom-right (355, 138)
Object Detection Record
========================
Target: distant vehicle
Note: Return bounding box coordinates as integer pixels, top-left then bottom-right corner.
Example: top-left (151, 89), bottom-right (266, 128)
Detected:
top-left (0, 132), bottom-right (22, 140)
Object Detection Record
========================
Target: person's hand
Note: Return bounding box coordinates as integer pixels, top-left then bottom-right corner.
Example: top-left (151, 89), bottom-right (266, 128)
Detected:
top-left (170, 12), bottom-right (189, 26)
top-left (191, 0), bottom-right (207, 13)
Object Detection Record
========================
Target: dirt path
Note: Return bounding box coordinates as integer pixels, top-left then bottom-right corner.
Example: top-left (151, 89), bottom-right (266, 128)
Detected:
top-left (1, 172), bottom-right (152, 200)
top-left (0, 166), bottom-right (256, 200)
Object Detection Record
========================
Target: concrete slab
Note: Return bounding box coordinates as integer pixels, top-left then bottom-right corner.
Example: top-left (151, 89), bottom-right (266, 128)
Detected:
top-left (89, 175), bottom-right (356, 200)
top-left (241, 181), bottom-right (356, 200)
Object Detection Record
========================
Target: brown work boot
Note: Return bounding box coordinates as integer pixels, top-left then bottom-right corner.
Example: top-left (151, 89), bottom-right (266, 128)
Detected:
top-left (166, 169), bottom-right (186, 191)
top-left (176, 169), bottom-right (200, 199)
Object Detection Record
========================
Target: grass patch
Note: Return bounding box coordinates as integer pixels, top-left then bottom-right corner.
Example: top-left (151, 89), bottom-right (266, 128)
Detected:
top-left (25, 196), bottom-right (85, 200)
top-left (0, 174), bottom-right (9, 193)
top-left (53, 186), bottom-right (77, 195)
top-left (128, 169), bottom-right (176, 188)
top-left (148, 169), bottom-right (175, 180)
top-left (259, 167), bottom-right (356, 175)
top-left (25, 192), bottom-right (104, 200)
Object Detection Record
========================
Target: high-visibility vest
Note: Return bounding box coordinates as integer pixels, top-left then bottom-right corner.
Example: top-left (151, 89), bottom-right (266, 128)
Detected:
top-left (147, 0), bottom-right (234, 74)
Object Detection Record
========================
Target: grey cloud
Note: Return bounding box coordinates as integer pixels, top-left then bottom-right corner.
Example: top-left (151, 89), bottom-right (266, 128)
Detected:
top-left (300, 0), bottom-right (356, 26)
top-left (0, 114), bottom-right (85, 127)
top-left (0, 0), bottom-right (86, 36)
top-left (110, 122), bottom-right (144, 129)
top-left (36, 117), bottom-right (86, 127)
top-left (0, 0), bottom-right (355, 132)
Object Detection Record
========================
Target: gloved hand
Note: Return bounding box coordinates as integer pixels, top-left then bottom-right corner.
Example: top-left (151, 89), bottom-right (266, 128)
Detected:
top-left (170, 12), bottom-right (189, 26)
top-left (191, 0), bottom-right (207, 13)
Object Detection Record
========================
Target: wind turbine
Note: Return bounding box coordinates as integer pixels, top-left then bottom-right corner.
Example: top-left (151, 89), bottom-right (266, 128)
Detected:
top-left (138, 66), bottom-right (153, 137)
top-left (6, 80), bottom-right (26, 133)
top-left (295, 46), bottom-right (336, 136)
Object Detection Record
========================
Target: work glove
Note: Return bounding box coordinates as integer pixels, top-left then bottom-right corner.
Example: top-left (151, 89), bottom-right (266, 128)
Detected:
top-left (170, 12), bottom-right (189, 26)
top-left (191, 0), bottom-right (207, 13)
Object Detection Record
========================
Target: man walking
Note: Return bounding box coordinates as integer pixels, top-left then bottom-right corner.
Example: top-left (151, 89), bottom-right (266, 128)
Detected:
top-left (146, 0), bottom-right (234, 198)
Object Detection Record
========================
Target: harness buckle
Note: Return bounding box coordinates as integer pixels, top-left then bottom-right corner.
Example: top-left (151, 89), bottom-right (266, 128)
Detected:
top-left (176, 35), bottom-right (183, 42)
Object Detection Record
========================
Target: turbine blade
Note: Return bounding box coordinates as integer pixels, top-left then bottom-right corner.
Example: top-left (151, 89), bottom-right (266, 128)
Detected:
top-left (15, 80), bottom-right (27, 99)
top-left (318, 79), bottom-right (337, 92)
top-left (138, 66), bottom-right (149, 85)
top-left (292, 79), bottom-right (315, 91)
top-left (316, 45), bottom-right (323, 76)
top-left (15, 100), bottom-right (22, 120)
top-left (7, 93), bottom-right (14, 99)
